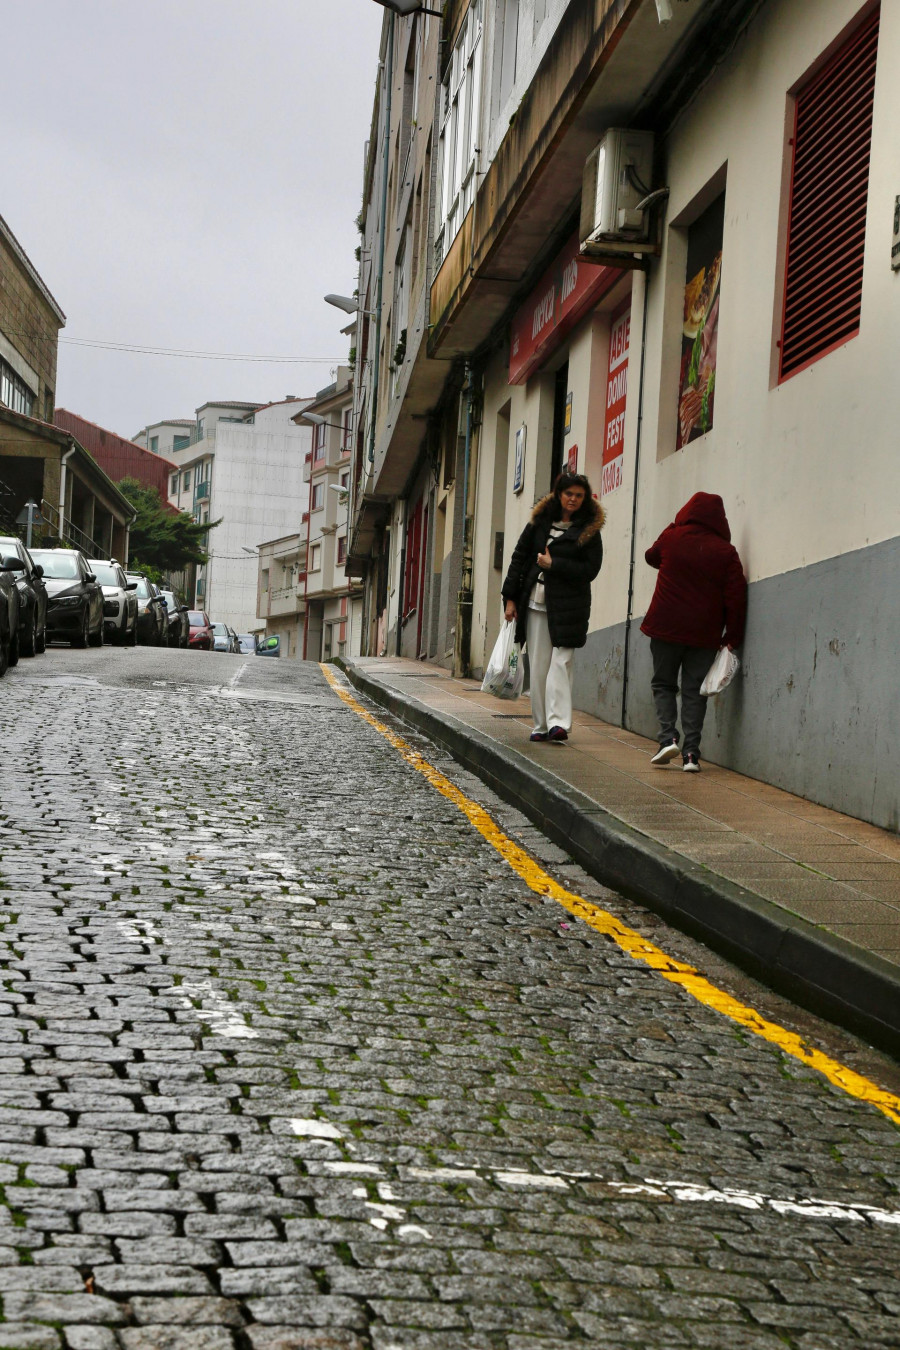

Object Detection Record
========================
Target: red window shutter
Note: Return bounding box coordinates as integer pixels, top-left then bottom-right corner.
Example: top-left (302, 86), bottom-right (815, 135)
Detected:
top-left (779, 7), bottom-right (879, 382)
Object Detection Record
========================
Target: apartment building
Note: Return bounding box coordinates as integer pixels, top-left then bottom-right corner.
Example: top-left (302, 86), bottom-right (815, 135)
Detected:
top-left (133, 419), bottom-right (194, 459)
top-left (343, 0), bottom-right (900, 831)
top-left (255, 532), bottom-right (305, 658)
top-left (134, 398), bottom-right (311, 630)
top-left (296, 368), bottom-right (357, 660)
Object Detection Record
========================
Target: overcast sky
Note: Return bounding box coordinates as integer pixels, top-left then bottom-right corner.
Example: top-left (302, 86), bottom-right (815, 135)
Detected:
top-left (3, 0), bottom-right (384, 439)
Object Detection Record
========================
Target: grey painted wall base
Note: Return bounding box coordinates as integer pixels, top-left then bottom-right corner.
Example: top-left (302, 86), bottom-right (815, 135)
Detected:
top-left (574, 537), bottom-right (900, 832)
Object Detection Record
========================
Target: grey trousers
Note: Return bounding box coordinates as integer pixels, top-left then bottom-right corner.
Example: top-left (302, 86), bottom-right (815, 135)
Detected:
top-left (650, 638), bottom-right (718, 757)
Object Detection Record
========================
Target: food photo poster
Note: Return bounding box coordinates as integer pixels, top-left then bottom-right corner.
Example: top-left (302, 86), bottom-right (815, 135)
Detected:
top-left (677, 193), bottom-right (724, 451)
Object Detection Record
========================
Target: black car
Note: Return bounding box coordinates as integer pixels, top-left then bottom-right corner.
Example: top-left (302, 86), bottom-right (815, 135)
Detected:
top-left (126, 573), bottom-right (167, 645)
top-left (29, 548), bottom-right (104, 648)
top-left (159, 590), bottom-right (190, 648)
top-left (0, 557), bottom-right (24, 675)
top-left (0, 535), bottom-right (48, 657)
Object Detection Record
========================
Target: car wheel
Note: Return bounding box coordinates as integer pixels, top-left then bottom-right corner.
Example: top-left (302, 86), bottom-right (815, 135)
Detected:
top-left (128, 618), bottom-right (138, 646)
top-left (0, 633), bottom-right (8, 678)
top-left (21, 608), bottom-right (37, 658)
top-left (35, 619), bottom-right (46, 654)
top-left (73, 610), bottom-right (89, 648)
top-left (89, 619), bottom-right (104, 647)
top-left (8, 625), bottom-right (19, 666)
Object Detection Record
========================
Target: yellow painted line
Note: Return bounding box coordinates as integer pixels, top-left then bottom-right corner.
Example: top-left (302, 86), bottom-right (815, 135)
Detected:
top-left (320, 663), bottom-right (900, 1129)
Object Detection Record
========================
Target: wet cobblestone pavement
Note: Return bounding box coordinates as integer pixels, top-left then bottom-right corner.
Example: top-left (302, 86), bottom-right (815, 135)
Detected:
top-left (0, 647), bottom-right (898, 1349)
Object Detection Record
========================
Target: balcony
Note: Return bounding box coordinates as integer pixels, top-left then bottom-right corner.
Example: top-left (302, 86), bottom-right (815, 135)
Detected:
top-left (194, 480), bottom-right (210, 503)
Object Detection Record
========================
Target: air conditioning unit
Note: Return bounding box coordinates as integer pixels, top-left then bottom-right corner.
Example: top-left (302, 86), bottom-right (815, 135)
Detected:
top-left (579, 129), bottom-right (657, 259)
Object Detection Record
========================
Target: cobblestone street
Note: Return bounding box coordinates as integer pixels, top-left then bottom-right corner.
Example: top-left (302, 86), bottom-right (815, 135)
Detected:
top-left (0, 646), bottom-right (898, 1350)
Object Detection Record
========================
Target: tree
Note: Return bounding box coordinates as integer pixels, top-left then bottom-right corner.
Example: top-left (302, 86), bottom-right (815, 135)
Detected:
top-left (118, 477), bottom-right (216, 575)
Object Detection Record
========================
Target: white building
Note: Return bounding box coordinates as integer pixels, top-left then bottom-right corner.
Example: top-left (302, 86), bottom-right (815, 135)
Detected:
top-left (133, 419), bottom-right (194, 459)
top-left (137, 398), bottom-right (312, 631)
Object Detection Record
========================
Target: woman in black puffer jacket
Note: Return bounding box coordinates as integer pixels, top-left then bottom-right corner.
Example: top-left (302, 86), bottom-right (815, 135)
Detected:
top-left (501, 472), bottom-right (604, 743)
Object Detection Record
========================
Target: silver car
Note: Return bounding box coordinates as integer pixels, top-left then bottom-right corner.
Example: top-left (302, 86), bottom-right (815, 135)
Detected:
top-left (87, 559), bottom-right (138, 645)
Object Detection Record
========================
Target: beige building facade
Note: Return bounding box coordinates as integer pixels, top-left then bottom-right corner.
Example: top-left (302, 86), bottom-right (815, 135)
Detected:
top-left (343, 0), bottom-right (899, 829)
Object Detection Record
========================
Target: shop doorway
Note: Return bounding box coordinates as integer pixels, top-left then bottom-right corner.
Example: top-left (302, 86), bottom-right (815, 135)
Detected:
top-left (550, 360), bottom-right (569, 489)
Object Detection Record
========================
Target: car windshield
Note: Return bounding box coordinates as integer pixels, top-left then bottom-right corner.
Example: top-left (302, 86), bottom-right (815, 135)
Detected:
top-left (238, 635), bottom-right (256, 653)
top-left (91, 564), bottom-right (120, 587)
top-left (31, 552), bottom-right (79, 579)
top-left (212, 623), bottom-right (227, 636)
top-left (161, 592), bottom-right (176, 606)
top-left (126, 575), bottom-right (151, 599)
top-left (188, 611), bottom-right (206, 625)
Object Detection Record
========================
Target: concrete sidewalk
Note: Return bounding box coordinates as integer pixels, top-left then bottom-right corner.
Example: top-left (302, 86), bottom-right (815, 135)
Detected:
top-left (343, 656), bottom-right (900, 1056)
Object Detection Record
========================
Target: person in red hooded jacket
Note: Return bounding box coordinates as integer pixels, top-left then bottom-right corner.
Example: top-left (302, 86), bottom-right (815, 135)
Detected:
top-left (641, 492), bottom-right (746, 772)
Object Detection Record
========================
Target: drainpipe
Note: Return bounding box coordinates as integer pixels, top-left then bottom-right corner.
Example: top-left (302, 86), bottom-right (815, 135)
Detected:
top-left (621, 269), bottom-right (651, 729)
top-left (366, 14), bottom-right (394, 473)
top-left (453, 364), bottom-right (475, 678)
top-left (395, 497), bottom-right (408, 656)
top-left (58, 438), bottom-right (76, 543)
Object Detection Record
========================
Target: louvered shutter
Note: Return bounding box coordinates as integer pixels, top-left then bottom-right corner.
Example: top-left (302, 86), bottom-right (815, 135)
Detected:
top-left (779, 7), bottom-right (879, 382)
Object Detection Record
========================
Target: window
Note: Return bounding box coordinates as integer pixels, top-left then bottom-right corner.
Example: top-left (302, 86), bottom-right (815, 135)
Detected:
top-left (183, 470), bottom-right (191, 490)
top-left (311, 482), bottom-right (325, 511)
top-left (149, 436), bottom-right (158, 453)
top-left (341, 407), bottom-right (353, 453)
top-left (314, 422), bottom-right (327, 460)
top-left (340, 470), bottom-right (350, 489)
top-left (779, 8), bottom-right (879, 381)
top-left (434, 0), bottom-right (483, 269)
top-left (337, 535), bottom-right (347, 565)
top-left (0, 358), bottom-right (35, 417)
top-left (171, 475), bottom-right (178, 494)
top-left (310, 543), bottom-right (321, 571)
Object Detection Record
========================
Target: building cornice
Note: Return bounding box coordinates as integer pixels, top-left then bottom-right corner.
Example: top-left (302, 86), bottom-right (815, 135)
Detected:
top-left (0, 213), bottom-right (66, 326)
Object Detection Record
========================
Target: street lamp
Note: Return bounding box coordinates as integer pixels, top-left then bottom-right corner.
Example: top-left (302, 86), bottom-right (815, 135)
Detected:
top-left (371, 0), bottom-right (443, 16)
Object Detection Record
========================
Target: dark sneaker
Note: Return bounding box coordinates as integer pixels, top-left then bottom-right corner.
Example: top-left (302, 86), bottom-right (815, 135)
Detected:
top-left (651, 740), bottom-right (680, 766)
top-left (530, 730), bottom-right (549, 742)
top-left (548, 726), bottom-right (568, 742)
top-left (683, 753), bottom-right (701, 773)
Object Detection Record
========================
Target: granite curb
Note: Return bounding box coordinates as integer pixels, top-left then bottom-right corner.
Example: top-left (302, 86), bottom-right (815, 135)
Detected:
top-left (339, 657), bottom-right (900, 1058)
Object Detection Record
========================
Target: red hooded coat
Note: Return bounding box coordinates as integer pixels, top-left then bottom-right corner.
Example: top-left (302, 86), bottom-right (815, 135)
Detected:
top-left (641, 493), bottom-right (747, 650)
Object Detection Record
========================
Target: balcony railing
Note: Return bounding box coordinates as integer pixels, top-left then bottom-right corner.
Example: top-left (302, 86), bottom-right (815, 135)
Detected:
top-left (194, 480), bottom-right (210, 502)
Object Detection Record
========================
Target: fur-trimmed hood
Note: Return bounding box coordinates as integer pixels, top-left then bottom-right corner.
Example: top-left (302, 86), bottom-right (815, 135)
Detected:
top-left (531, 492), bottom-right (605, 546)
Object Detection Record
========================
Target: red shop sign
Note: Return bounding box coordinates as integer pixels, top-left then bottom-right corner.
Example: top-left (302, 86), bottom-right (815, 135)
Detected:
top-left (509, 232), bottom-right (620, 386)
top-left (600, 303), bottom-right (630, 497)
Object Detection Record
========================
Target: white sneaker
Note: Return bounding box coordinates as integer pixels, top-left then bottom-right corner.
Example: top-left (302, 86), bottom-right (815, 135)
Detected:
top-left (683, 753), bottom-right (701, 773)
top-left (651, 741), bottom-right (680, 766)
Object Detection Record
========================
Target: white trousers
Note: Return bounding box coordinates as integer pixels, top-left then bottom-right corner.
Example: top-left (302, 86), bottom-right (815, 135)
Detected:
top-left (526, 608), bottom-right (574, 733)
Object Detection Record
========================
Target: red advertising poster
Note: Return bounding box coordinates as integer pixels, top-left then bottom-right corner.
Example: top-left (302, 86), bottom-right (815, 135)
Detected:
top-left (509, 233), bottom-right (620, 385)
top-left (600, 305), bottom-right (630, 496)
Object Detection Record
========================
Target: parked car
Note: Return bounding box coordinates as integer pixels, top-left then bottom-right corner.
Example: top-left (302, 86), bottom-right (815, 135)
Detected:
top-left (126, 572), bottom-right (167, 645)
top-left (237, 633), bottom-right (257, 654)
top-left (30, 548), bottom-right (104, 648)
top-left (159, 590), bottom-right (190, 648)
top-left (0, 535), bottom-right (47, 657)
top-left (0, 557), bottom-right (24, 674)
top-left (87, 559), bottom-right (138, 645)
top-left (188, 609), bottom-right (214, 650)
top-left (211, 621), bottom-right (239, 653)
top-left (256, 635), bottom-right (281, 658)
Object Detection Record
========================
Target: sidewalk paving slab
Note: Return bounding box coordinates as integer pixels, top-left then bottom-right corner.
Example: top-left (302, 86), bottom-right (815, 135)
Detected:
top-left (342, 656), bottom-right (900, 1058)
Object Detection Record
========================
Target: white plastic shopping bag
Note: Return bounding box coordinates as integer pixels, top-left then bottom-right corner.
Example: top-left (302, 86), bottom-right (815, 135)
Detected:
top-left (700, 645), bottom-right (740, 697)
top-left (481, 620), bottom-right (524, 700)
